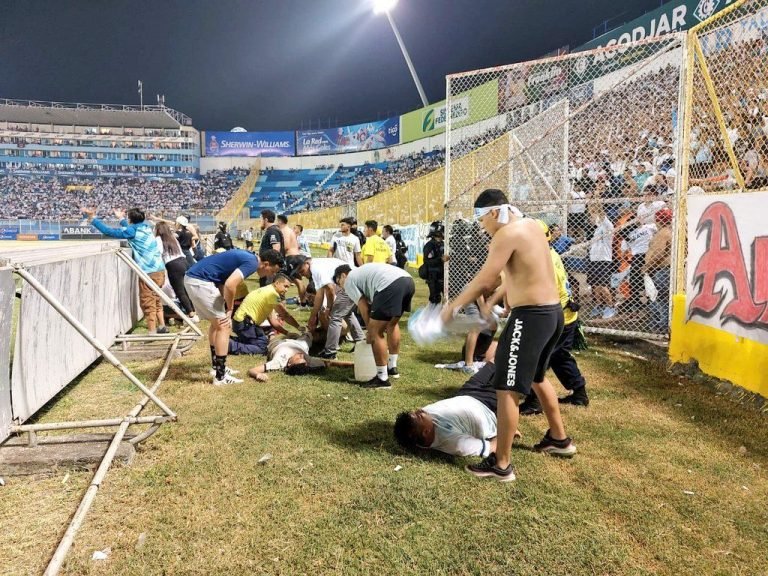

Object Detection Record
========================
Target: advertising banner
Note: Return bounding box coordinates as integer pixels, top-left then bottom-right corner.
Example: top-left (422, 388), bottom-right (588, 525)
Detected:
top-left (61, 225), bottom-right (105, 240)
top-left (0, 227), bottom-right (19, 240)
top-left (296, 117), bottom-right (400, 156)
top-left (38, 234), bottom-right (61, 241)
top-left (578, 0), bottom-right (735, 52)
top-left (204, 131), bottom-right (296, 157)
top-left (400, 79), bottom-right (499, 143)
top-left (686, 192), bottom-right (768, 345)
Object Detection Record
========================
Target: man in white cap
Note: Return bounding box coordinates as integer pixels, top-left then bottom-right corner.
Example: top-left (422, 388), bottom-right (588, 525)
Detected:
top-left (175, 216), bottom-right (197, 267)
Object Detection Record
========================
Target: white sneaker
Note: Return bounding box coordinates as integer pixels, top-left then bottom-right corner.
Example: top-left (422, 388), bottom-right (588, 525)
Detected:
top-left (209, 366), bottom-right (241, 377)
top-left (190, 314), bottom-right (201, 323)
top-left (213, 372), bottom-right (243, 386)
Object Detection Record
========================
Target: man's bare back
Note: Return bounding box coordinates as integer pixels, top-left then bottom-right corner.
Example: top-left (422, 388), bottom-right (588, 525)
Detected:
top-left (281, 224), bottom-right (300, 256)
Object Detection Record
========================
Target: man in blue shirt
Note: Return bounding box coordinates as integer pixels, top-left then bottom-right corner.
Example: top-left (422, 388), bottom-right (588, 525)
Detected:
top-left (185, 249), bottom-right (284, 386)
top-left (549, 224), bottom-right (573, 255)
top-left (85, 207), bottom-right (167, 334)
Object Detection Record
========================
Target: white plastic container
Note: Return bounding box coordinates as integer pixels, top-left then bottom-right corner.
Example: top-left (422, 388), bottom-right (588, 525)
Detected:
top-left (354, 341), bottom-right (377, 382)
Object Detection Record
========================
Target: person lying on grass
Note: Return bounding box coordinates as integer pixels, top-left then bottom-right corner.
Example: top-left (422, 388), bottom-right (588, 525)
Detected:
top-left (247, 329), bottom-right (353, 381)
top-left (394, 361), bottom-right (520, 458)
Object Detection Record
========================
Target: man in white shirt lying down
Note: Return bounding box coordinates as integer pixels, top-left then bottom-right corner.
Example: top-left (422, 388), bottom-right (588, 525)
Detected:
top-left (393, 362), bottom-right (519, 458)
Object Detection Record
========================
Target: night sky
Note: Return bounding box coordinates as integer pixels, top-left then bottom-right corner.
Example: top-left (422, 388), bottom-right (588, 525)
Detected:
top-left (3, 0), bottom-right (666, 131)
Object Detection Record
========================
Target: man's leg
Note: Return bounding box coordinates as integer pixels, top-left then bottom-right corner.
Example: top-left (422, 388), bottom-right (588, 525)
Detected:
top-left (139, 279), bottom-right (156, 332)
top-left (531, 378), bottom-right (567, 440)
top-left (494, 390), bottom-right (522, 469)
top-left (367, 318), bottom-right (390, 384)
top-left (386, 317), bottom-right (401, 375)
top-left (550, 322), bottom-right (588, 405)
top-left (322, 297), bottom-right (348, 355)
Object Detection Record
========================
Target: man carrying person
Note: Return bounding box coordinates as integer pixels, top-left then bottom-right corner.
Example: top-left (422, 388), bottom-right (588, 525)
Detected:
top-left (394, 362), bottom-right (521, 457)
top-left (228, 273), bottom-right (303, 355)
top-left (328, 218), bottom-right (362, 267)
top-left (360, 220), bottom-right (393, 264)
top-left (277, 214), bottom-right (300, 256)
top-left (185, 248), bottom-right (284, 385)
top-left (333, 263), bottom-right (415, 389)
top-left (441, 188), bottom-right (576, 482)
top-left (85, 207), bottom-right (167, 334)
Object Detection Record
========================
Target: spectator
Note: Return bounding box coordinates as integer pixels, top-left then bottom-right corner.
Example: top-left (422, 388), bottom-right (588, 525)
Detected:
top-left (360, 220), bottom-right (392, 264)
top-left (587, 202), bottom-right (615, 319)
top-left (175, 216), bottom-right (197, 266)
top-left (154, 221), bottom-right (199, 323)
top-left (381, 225), bottom-right (398, 265)
top-left (295, 224), bottom-right (311, 257)
top-left (643, 208), bottom-right (673, 332)
top-left (243, 226), bottom-right (254, 253)
top-left (328, 218), bottom-right (361, 267)
top-left (277, 214), bottom-right (300, 256)
top-left (214, 221), bottom-right (233, 251)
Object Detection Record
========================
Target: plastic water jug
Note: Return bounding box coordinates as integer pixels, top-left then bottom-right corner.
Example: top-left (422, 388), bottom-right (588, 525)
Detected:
top-left (354, 341), bottom-right (377, 382)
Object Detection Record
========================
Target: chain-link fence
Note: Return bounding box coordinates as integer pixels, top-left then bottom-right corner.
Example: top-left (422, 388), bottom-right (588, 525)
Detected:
top-left (446, 34), bottom-right (686, 339)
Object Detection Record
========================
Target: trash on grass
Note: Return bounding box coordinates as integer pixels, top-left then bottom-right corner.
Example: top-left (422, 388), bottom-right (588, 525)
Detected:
top-left (92, 548), bottom-right (111, 561)
top-left (258, 453), bottom-right (273, 464)
top-left (394, 465), bottom-right (403, 472)
top-left (683, 490), bottom-right (695, 495)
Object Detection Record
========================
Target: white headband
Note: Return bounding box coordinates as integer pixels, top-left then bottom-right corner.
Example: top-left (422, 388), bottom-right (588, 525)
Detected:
top-left (473, 204), bottom-right (522, 224)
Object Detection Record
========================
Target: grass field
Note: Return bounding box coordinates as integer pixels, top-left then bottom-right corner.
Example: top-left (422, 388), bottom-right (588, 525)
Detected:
top-left (1, 271), bottom-right (767, 575)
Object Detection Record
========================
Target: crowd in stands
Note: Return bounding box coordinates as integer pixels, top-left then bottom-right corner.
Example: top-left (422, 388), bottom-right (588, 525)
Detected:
top-left (0, 168), bottom-right (247, 219)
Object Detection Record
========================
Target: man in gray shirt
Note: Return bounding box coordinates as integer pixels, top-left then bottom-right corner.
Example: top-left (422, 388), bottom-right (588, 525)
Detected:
top-left (333, 263), bottom-right (415, 389)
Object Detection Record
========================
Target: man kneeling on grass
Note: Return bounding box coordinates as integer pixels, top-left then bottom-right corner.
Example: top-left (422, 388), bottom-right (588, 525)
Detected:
top-left (333, 263), bottom-right (415, 389)
top-left (394, 362), bottom-right (520, 457)
top-left (247, 330), bottom-right (353, 381)
top-left (228, 273), bottom-right (303, 355)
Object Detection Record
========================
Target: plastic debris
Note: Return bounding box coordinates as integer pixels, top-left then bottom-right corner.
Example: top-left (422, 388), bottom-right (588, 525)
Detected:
top-left (738, 446), bottom-right (747, 456)
top-left (0, 477), bottom-right (5, 487)
top-left (394, 465), bottom-right (403, 472)
top-left (683, 490), bottom-right (695, 495)
top-left (92, 548), bottom-right (111, 561)
top-left (258, 453), bottom-right (273, 464)
top-left (135, 532), bottom-right (147, 550)
top-left (62, 473), bottom-right (70, 485)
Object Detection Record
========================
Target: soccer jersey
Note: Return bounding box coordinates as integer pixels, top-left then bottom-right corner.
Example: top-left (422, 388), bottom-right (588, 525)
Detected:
top-left (186, 249), bottom-right (259, 285)
top-left (360, 234), bottom-right (392, 264)
top-left (233, 284), bottom-right (281, 324)
top-left (331, 233), bottom-right (361, 266)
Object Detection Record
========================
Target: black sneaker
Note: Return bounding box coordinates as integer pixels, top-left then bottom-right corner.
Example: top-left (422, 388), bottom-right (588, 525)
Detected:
top-left (359, 376), bottom-right (392, 390)
top-left (156, 326), bottom-right (169, 334)
top-left (387, 367), bottom-right (400, 379)
top-left (559, 387), bottom-right (590, 407)
top-left (533, 429), bottom-right (577, 457)
top-left (519, 396), bottom-right (543, 416)
top-left (466, 453), bottom-right (516, 482)
top-left (317, 350), bottom-right (337, 360)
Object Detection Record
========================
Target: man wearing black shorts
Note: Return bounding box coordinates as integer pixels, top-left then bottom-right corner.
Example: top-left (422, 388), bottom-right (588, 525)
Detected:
top-left (441, 188), bottom-right (576, 482)
top-left (333, 263), bottom-right (415, 389)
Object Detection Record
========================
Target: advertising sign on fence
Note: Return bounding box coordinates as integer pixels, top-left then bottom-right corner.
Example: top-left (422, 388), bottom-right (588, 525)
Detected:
top-left (203, 131), bottom-right (296, 157)
top-left (296, 117), bottom-right (400, 156)
top-left (686, 192), bottom-right (768, 345)
top-left (38, 234), bottom-right (61, 241)
top-left (0, 227), bottom-right (18, 240)
top-left (61, 225), bottom-right (104, 240)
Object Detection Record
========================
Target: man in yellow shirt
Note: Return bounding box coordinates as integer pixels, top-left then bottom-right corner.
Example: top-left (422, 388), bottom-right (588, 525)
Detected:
top-left (229, 274), bottom-right (302, 355)
top-left (519, 222), bottom-right (588, 414)
top-left (360, 220), bottom-right (393, 264)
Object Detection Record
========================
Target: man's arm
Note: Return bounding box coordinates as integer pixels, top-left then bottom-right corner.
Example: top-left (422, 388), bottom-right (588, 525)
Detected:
top-left (354, 250), bottom-right (362, 267)
top-left (327, 243), bottom-right (335, 258)
top-left (222, 270), bottom-right (244, 320)
top-left (357, 296), bottom-right (371, 325)
top-left (308, 286), bottom-right (327, 330)
top-left (274, 303), bottom-right (301, 330)
top-left (325, 359), bottom-right (354, 368)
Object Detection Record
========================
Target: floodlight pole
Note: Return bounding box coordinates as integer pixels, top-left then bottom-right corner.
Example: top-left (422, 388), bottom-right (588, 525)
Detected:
top-left (385, 10), bottom-right (429, 107)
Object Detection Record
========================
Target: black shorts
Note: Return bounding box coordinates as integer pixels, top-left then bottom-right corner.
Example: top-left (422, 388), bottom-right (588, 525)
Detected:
top-left (245, 240), bottom-right (254, 249)
top-left (493, 303), bottom-right (564, 395)
top-left (587, 260), bottom-right (614, 287)
top-left (370, 277), bottom-right (415, 321)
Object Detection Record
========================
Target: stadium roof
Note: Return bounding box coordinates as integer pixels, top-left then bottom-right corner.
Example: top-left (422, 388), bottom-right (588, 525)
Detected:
top-left (0, 100), bottom-right (191, 129)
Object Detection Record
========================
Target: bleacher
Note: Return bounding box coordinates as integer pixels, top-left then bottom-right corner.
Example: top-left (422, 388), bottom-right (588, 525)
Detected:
top-left (246, 167), bottom-right (333, 216)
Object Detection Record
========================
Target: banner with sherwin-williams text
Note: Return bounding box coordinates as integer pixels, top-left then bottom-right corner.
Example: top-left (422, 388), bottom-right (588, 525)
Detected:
top-left (296, 117), bottom-right (400, 156)
top-left (686, 192), bottom-right (768, 345)
top-left (400, 78), bottom-right (499, 143)
top-left (203, 131), bottom-right (296, 157)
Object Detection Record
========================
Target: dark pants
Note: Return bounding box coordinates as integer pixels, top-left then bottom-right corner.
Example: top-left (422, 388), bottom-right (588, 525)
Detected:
top-left (549, 321), bottom-right (586, 391)
top-left (627, 253), bottom-right (646, 310)
top-left (228, 319), bottom-right (268, 355)
top-left (182, 249), bottom-right (196, 267)
top-left (166, 258), bottom-right (195, 315)
top-left (426, 271), bottom-right (443, 304)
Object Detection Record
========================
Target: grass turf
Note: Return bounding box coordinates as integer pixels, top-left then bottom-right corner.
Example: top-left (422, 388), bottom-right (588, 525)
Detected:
top-left (1, 273), bottom-right (767, 575)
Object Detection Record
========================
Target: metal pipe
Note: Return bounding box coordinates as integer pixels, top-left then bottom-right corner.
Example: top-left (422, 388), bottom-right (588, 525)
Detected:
top-left (12, 415), bottom-right (169, 434)
top-left (114, 250), bottom-right (203, 337)
top-left (14, 266), bottom-right (177, 420)
top-left (43, 334), bottom-right (180, 576)
top-left (386, 11), bottom-right (429, 107)
top-left (114, 333), bottom-right (198, 342)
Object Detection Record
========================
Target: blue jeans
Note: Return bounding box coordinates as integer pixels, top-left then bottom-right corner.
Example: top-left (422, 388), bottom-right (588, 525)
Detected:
top-left (229, 319), bottom-right (269, 355)
top-left (649, 268), bottom-right (670, 332)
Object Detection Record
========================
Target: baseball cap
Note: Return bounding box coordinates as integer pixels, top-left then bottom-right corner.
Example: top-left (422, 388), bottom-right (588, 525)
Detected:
top-left (655, 208), bottom-right (673, 226)
top-left (286, 255), bottom-right (310, 279)
top-left (175, 216), bottom-right (189, 227)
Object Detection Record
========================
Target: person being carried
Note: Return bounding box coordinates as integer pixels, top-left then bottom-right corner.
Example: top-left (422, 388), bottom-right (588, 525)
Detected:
top-left (184, 248), bottom-right (284, 386)
top-left (228, 273), bottom-right (303, 356)
top-left (441, 188), bottom-right (576, 483)
top-left (247, 330), bottom-right (353, 381)
top-left (394, 362), bottom-right (520, 457)
top-left (333, 263), bottom-right (415, 389)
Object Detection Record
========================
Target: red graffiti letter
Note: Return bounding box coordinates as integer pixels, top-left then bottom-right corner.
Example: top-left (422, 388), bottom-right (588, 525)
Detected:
top-left (689, 202), bottom-right (764, 326)
top-left (755, 236), bottom-right (768, 324)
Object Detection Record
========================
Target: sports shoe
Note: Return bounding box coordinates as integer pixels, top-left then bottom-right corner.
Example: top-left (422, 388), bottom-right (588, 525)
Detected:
top-left (533, 430), bottom-right (577, 457)
top-left (519, 396), bottom-right (543, 416)
top-left (156, 326), bottom-right (169, 334)
top-left (466, 453), bottom-right (516, 482)
top-left (559, 387), bottom-right (590, 407)
top-left (387, 367), bottom-right (400, 379)
top-left (317, 350), bottom-right (337, 360)
top-left (209, 366), bottom-right (241, 377)
top-left (190, 314), bottom-right (201, 323)
top-left (359, 376), bottom-right (392, 390)
top-left (459, 364), bottom-right (479, 375)
top-left (213, 372), bottom-right (243, 386)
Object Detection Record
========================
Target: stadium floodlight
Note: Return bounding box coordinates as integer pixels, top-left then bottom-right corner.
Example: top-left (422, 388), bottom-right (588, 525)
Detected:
top-left (373, 0), bottom-right (429, 107)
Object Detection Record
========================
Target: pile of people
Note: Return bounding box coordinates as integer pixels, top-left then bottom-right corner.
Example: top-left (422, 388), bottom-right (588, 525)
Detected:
top-left (0, 168), bottom-right (248, 220)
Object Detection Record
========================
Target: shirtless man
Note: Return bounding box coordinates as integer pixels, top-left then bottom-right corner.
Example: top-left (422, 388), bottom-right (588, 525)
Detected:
top-left (441, 188), bottom-right (576, 482)
top-left (278, 214), bottom-right (301, 256)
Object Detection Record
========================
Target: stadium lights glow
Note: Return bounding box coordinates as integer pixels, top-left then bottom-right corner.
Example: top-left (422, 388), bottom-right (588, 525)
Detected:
top-left (373, 0), bottom-right (428, 107)
top-left (373, 0), bottom-right (398, 14)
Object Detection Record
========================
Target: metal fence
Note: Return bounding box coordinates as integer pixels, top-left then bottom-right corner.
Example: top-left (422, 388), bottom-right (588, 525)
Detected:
top-left (446, 34), bottom-right (686, 339)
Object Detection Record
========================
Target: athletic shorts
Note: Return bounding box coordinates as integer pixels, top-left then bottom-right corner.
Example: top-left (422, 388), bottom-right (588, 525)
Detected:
top-left (184, 277), bottom-right (226, 321)
top-left (493, 303), bottom-right (564, 395)
top-left (370, 277), bottom-right (416, 321)
top-left (587, 260), bottom-right (614, 287)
